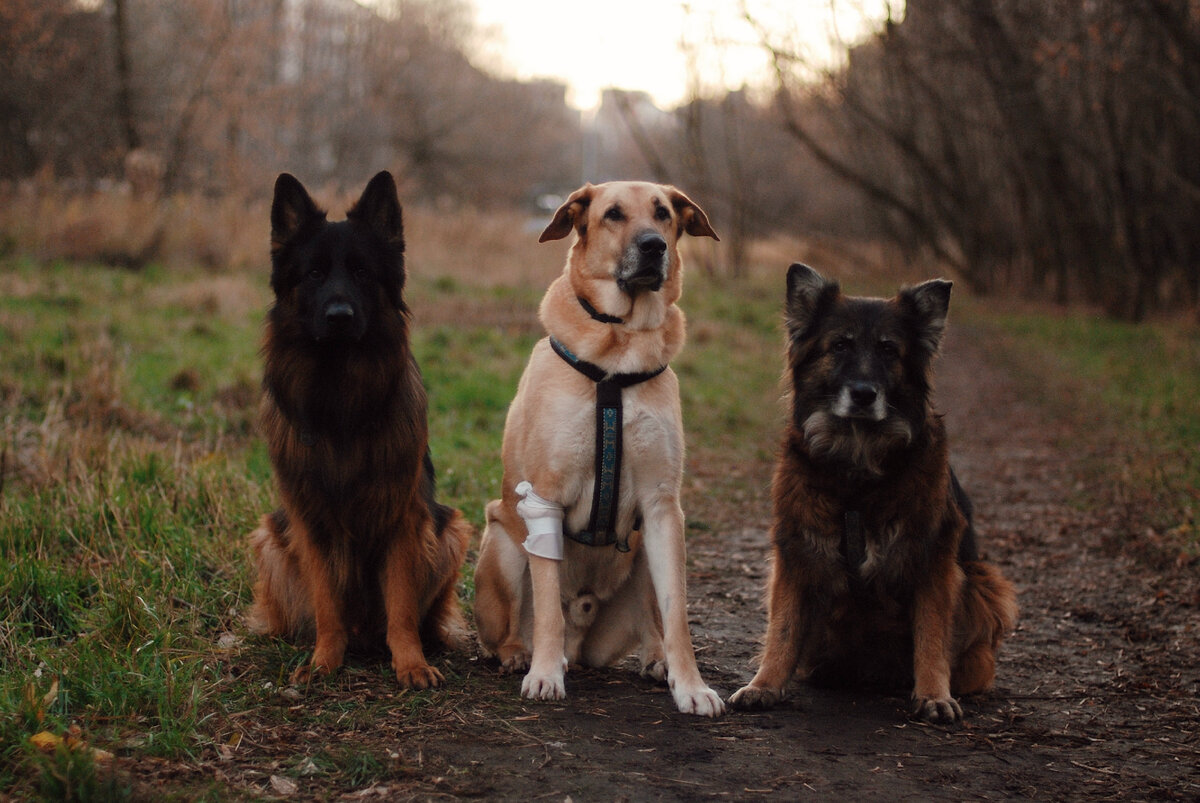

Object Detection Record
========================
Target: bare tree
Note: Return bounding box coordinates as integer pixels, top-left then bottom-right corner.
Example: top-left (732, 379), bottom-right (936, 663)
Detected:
top-left (748, 0), bottom-right (1200, 319)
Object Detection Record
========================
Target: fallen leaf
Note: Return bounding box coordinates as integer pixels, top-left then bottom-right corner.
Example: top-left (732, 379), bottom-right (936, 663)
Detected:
top-left (30, 731), bottom-right (62, 752)
top-left (29, 730), bottom-right (114, 762)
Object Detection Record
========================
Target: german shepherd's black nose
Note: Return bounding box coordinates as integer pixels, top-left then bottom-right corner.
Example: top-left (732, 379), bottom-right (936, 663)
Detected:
top-left (325, 300), bottom-right (355, 323)
top-left (848, 382), bottom-right (878, 408)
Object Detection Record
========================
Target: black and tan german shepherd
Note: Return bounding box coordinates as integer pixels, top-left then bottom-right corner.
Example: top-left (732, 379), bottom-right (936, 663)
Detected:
top-left (247, 171), bottom-right (470, 689)
top-left (729, 263), bottom-right (1017, 723)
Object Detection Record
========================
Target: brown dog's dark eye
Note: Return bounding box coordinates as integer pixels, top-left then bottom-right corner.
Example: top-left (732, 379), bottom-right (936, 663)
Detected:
top-left (831, 336), bottom-right (852, 354)
top-left (604, 206), bottom-right (624, 222)
top-left (878, 339), bottom-right (900, 358)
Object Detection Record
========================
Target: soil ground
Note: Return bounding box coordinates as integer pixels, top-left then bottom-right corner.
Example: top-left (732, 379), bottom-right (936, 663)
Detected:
top-left (164, 323), bottom-right (1199, 801)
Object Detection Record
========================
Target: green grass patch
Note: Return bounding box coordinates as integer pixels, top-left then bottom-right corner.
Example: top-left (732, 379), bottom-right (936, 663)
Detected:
top-left (0, 255), bottom-right (794, 796)
top-left (966, 301), bottom-right (1200, 546)
top-left (10, 251), bottom-right (1193, 795)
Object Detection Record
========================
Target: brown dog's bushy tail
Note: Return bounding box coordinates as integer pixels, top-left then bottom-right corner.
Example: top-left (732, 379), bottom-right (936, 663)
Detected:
top-left (421, 508), bottom-right (472, 653)
top-left (247, 510), bottom-right (314, 639)
top-left (952, 561), bottom-right (1018, 695)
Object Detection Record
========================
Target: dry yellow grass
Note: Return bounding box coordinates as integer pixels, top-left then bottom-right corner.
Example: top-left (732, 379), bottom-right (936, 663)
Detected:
top-left (0, 181), bottom-right (925, 293)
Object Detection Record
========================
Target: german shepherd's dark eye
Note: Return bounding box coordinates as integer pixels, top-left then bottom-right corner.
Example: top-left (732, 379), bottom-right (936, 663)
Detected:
top-left (654, 204), bottom-right (671, 221)
top-left (307, 268), bottom-right (323, 281)
top-left (878, 339), bottom-right (900, 358)
top-left (604, 205), bottom-right (625, 222)
top-left (830, 336), bottom-right (853, 354)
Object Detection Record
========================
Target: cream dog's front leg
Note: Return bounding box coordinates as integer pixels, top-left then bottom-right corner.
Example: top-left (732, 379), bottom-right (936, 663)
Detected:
top-left (515, 482), bottom-right (568, 700)
top-left (641, 497), bottom-right (725, 717)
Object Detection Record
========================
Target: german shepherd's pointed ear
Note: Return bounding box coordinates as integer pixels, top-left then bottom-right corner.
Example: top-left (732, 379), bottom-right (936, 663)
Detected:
top-left (347, 170), bottom-right (405, 248)
top-left (668, 187), bottom-right (720, 241)
top-left (785, 263), bottom-right (840, 342)
top-left (540, 184), bottom-right (594, 243)
top-left (348, 171), bottom-right (407, 309)
top-left (271, 173), bottom-right (326, 252)
top-left (899, 279), bottom-right (952, 355)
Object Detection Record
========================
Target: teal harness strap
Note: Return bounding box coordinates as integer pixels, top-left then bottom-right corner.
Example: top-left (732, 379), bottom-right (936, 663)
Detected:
top-left (549, 336), bottom-right (666, 552)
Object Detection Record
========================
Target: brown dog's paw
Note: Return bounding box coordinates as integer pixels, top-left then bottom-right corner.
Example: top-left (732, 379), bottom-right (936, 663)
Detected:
top-left (290, 660), bottom-right (335, 685)
top-left (728, 684), bottom-right (785, 710)
top-left (498, 650), bottom-right (531, 675)
top-left (911, 695), bottom-right (963, 724)
top-left (395, 662), bottom-right (444, 690)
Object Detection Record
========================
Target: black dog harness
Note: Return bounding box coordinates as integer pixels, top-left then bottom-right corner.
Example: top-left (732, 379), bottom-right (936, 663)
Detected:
top-left (549, 322), bottom-right (667, 552)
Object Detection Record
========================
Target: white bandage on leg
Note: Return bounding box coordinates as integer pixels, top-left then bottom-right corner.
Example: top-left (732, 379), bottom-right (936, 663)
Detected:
top-left (515, 480), bottom-right (564, 561)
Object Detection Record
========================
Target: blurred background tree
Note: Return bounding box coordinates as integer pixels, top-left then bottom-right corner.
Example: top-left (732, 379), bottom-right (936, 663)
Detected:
top-left (0, 0), bottom-right (1196, 319)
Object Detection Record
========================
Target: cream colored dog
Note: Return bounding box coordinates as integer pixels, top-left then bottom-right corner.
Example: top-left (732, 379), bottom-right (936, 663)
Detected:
top-left (473, 181), bottom-right (724, 717)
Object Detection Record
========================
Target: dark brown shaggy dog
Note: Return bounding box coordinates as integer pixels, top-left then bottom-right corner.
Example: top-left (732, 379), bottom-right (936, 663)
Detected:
top-left (729, 263), bottom-right (1017, 722)
top-left (247, 171), bottom-right (470, 689)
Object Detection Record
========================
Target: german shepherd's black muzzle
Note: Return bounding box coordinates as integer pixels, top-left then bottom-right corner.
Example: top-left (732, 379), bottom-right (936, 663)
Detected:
top-left (309, 264), bottom-right (370, 343)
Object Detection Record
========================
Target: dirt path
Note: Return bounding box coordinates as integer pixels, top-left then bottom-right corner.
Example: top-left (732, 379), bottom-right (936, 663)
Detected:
top-left (201, 323), bottom-right (1199, 801)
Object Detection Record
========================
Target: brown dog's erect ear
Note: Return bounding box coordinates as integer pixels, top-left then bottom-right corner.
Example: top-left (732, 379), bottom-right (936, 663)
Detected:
top-left (347, 170), bottom-right (405, 247)
top-left (539, 184), bottom-right (594, 243)
top-left (899, 278), bottom-right (952, 355)
top-left (668, 188), bottom-right (720, 241)
top-left (785, 262), bottom-right (840, 342)
top-left (271, 173), bottom-right (325, 251)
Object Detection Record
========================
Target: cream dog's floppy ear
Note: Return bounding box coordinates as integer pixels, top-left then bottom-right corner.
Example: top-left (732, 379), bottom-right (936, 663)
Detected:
top-left (539, 184), bottom-right (595, 243)
top-left (667, 187), bottom-right (719, 241)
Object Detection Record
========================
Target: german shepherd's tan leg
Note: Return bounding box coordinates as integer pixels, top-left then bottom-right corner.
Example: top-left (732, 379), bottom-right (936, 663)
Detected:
top-left (522, 553), bottom-right (567, 700)
top-left (292, 538), bottom-right (348, 683)
top-left (381, 538), bottom-right (443, 689)
top-left (910, 562), bottom-right (964, 723)
top-left (729, 556), bottom-right (804, 709)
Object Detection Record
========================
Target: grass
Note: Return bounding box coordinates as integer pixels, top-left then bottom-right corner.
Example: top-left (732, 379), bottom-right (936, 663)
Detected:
top-left (964, 300), bottom-right (1200, 549)
top-left (0, 247), bottom-right (790, 798)
top-left (1, 215), bottom-right (1197, 796)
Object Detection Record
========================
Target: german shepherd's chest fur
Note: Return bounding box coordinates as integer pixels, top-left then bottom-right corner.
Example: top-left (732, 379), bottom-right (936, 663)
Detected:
top-left (773, 417), bottom-right (961, 604)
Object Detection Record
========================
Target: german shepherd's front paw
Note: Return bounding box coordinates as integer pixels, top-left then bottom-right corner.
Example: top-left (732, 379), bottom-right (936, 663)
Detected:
top-left (394, 661), bottom-right (444, 690)
top-left (728, 684), bottom-right (785, 710)
top-left (290, 660), bottom-right (336, 685)
top-left (911, 694), bottom-right (963, 723)
top-left (521, 666), bottom-right (566, 701)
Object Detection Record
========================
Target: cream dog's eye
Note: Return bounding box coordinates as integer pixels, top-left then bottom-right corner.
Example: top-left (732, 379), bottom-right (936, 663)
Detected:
top-left (603, 206), bottom-right (624, 222)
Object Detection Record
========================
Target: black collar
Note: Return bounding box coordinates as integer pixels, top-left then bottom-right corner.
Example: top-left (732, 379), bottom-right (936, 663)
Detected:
top-left (577, 294), bottom-right (624, 325)
top-left (549, 337), bottom-right (667, 387)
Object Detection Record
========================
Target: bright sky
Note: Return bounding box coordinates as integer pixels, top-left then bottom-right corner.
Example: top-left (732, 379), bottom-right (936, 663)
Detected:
top-left (471, 0), bottom-right (895, 110)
